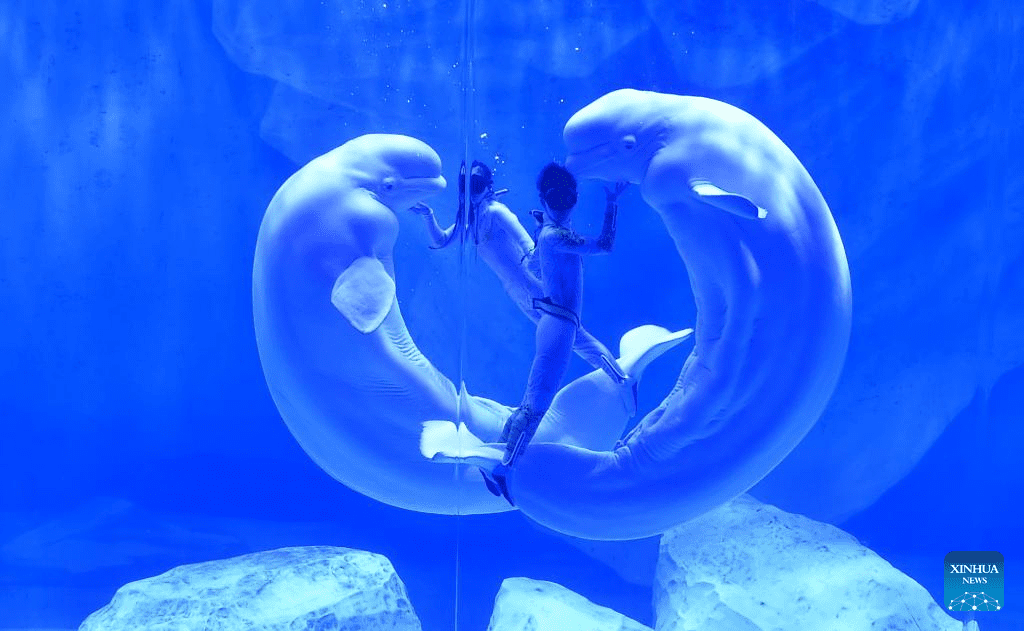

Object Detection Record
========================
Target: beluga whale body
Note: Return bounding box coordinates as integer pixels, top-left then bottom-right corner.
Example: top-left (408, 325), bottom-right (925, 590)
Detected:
top-left (253, 133), bottom-right (687, 516)
top-left (435, 90), bottom-right (852, 540)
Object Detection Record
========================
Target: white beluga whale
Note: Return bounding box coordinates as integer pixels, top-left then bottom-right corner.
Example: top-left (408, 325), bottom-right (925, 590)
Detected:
top-left (253, 133), bottom-right (688, 516)
top-left (426, 90), bottom-right (852, 540)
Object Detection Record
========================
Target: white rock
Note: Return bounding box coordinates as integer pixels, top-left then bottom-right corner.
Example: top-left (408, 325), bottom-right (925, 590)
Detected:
top-left (487, 577), bottom-right (651, 631)
top-left (655, 496), bottom-right (961, 631)
top-left (78, 546), bottom-right (420, 631)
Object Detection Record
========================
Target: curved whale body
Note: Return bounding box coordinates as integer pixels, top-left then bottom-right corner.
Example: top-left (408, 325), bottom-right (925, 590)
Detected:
top-left (253, 133), bottom-right (685, 516)
top-left (506, 90), bottom-right (853, 540)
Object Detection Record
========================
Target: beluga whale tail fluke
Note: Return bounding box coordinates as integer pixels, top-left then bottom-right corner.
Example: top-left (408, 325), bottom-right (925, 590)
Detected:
top-left (494, 89), bottom-right (852, 540)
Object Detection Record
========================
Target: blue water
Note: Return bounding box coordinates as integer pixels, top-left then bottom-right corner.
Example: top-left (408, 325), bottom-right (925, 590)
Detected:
top-left (1, 1), bottom-right (1021, 629)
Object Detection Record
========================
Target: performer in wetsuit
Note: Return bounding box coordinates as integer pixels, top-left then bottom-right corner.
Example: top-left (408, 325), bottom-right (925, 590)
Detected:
top-left (498, 163), bottom-right (627, 472)
top-left (412, 160), bottom-right (627, 383)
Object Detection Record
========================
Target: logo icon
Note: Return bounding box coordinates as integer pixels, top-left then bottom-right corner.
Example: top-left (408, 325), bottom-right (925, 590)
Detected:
top-left (945, 551), bottom-right (1003, 612)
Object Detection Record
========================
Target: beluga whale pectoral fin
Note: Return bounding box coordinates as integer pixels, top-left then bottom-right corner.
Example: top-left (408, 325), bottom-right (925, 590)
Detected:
top-left (330, 256), bottom-right (397, 334)
top-left (617, 325), bottom-right (694, 381)
top-left (690, 180), bottom-right (768, 220)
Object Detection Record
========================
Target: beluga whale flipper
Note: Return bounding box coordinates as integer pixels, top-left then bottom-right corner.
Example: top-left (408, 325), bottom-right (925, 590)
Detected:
top-left (253, 133), bottom-right (689, 516)
top-left (479, 89), bottom-right (852, 540)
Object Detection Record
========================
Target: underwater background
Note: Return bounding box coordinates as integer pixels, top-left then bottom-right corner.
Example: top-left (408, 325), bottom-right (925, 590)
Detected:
top-left (0, 0), bottom-right (1021, 629)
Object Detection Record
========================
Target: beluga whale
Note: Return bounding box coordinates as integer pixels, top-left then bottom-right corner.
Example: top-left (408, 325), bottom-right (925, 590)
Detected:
top-left (253, 133), bottom-right (688, 516)
top-left (427, 90), bottom-right (852, 540)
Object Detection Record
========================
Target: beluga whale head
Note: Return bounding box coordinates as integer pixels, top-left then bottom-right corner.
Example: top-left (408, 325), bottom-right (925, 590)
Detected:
top-left (563, 89), bottom-right (665, 184)
top-left (342, 134), bottom-right (447, 211)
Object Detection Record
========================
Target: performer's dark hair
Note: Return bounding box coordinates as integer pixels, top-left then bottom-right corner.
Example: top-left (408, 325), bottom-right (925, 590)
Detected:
top-left (536, 162), bottom-right (578, 212)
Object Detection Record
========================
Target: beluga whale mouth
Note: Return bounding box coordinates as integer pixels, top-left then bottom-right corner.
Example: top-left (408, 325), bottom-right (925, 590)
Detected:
top-left (447, 89), bottom-right (851, 540)
top-left (391, 174), bottom-right (447, 197)
top-left (563, 142), bottom-right (617, 179)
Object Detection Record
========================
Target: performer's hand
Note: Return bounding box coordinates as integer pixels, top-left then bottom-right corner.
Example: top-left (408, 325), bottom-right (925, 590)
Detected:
top-left (605, 181), bottom-right (629, 202)
top-left (411, 202), bottom-right (434, 216)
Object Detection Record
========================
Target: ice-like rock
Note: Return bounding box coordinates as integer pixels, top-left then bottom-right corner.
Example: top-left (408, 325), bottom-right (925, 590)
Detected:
top-left (215, 0), bottom-right (652, 167)
top-left (654, 495), bottom-right (961, 631)
top-left (212, 0), bottom-right (462, 105)
top-left (213, 0), bottom-right (649, 93)
top-left (214, 0), bottom-right (841, 99)
top-left (471, 3), bottom-right (650, 80)
top-left (811, 0), bottom-right (920, 25)
top-left (642, 0), bottom-right (847, 89)
top-left (78, 546), bottom-right (421, 631)
top-left (487, 577), bottom-right (651, 631)
top-left (220, 0), bottom-right (847, 163)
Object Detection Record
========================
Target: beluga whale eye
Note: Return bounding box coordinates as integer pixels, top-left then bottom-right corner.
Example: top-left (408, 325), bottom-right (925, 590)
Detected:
top-left (622, 134), bottom-right (637, 150)
top-left (382, 177), bottom-right (396, 192)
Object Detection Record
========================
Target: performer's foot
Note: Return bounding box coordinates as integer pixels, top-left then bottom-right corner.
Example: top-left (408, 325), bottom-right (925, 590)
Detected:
top-left (502, 429), bottom-right (529, 467)
top-left (598, 354), bottom-right (628, 384)
top-left (500, 405), bottom-right (542, 467)
top-left (480, 466), bottom-right (513, 505)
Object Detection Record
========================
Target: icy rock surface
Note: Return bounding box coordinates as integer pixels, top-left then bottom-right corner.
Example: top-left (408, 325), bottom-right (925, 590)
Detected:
top-left (654, 496), bottom-right (960, 631)
top-left (487, 577), bottom-right (652, 631)
top-left (214, 0), bottom-right (845, 164)
top-left (78, 546), bottom-right (420, 631)
top-left (810, 0), bottom-right (920, 24)
top-left (641, 0), bottom-right (845, 89)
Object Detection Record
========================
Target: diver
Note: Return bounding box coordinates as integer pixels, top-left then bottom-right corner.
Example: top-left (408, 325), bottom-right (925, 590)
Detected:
top-left (411, 160), bottom-right (627, 384)
top-left (483, 162), bottom-right (626, 502)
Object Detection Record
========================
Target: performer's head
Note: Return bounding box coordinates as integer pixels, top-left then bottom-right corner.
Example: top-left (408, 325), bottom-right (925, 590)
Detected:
top-left (537, 162), bottom-right (578, 222)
